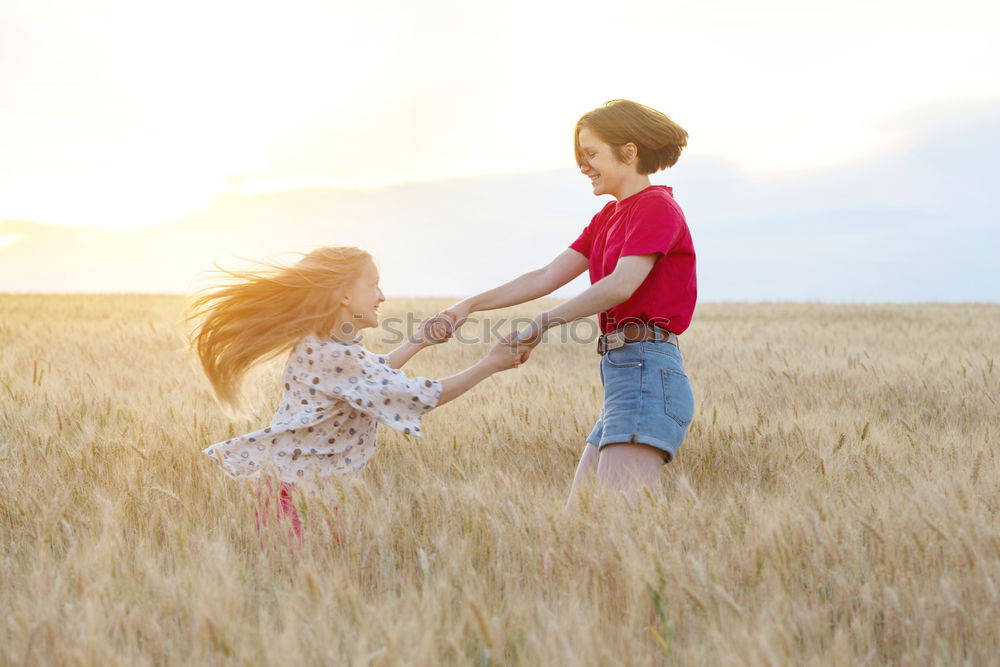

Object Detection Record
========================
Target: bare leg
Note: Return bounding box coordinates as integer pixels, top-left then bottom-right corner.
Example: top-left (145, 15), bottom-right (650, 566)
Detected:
top-left (564, 442), bottom-right (600, 513)
top-left (596, 442), bottom-right (665, 503)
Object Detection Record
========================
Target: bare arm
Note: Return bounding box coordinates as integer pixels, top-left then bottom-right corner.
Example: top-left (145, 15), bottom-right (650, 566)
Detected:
top-left (386, 315), bottom-right (454, 369)
top-left (517, 254), bottom-right (659, 343)
top-left (452, 248), bottom-right (589, 316)
top-left (386, 340), bottom-right (426, 369)
top-left (435, 342), bottom-right (525, 406)
top-left (435, 360), bottom-right (497, 406)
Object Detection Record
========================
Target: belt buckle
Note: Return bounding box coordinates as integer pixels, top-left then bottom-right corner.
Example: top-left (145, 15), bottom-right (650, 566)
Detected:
top-left (604, 330), bottom-right (626, 353)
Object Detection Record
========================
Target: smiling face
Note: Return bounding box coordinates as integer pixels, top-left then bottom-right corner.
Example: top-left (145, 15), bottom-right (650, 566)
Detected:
top-left (576, 125), bottom-right (640, 199)
top-left (338, 259), bottom-right (385, 333)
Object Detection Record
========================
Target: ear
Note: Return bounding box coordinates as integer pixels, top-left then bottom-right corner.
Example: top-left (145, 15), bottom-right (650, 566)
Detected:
top-left (623, 142), bottom-right (638, 165)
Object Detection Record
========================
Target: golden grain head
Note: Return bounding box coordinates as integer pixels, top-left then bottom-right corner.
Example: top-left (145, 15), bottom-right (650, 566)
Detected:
top-left (1, 295), bottom-right (998, 665)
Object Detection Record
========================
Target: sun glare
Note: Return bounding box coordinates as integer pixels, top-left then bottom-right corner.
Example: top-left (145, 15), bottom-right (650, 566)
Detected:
top-left (0, 234), bottom-right (24, 249)
top-left (10, 159), bottom-right (230, 231)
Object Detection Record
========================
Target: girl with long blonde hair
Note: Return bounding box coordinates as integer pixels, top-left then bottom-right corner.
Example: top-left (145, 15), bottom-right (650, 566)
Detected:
top-left (188, 245), bottom-right (525, 542)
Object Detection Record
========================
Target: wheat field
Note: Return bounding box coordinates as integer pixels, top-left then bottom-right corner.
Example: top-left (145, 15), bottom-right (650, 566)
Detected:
top-left (1, 295), bottom-right (998, 666)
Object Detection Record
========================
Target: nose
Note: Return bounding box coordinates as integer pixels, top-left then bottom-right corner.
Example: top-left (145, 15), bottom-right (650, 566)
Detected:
top-left (377, 288), bottom-right (385, 302)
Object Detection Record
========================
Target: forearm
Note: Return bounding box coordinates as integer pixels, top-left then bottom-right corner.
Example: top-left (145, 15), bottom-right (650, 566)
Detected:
top-left (435, 360), bottom-right (497, 407)
top-left (386, 340), bottom-right (427, 369)
top-left (461, 268), bottom-right (552, 313)
top-left (535, 278), bottom-right (626, 332)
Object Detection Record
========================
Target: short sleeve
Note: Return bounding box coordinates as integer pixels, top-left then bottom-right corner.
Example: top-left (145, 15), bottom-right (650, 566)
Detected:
top-left (620, 198), bottom-right (685, 259)
top-left (307, 344), bottom-right (441, 436)
top-left (569, 212), bottom-right (600, 258)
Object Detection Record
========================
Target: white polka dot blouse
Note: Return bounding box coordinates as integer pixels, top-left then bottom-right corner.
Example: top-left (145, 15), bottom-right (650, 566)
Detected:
top-left (203, 334), bottom-right (442, 490)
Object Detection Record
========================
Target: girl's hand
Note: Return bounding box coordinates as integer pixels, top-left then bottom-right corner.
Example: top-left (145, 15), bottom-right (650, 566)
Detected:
top-left (485, 339), bottom-right (529, 372)
top-left (438, 302), bottom-right (472, 337)
top-left (412, 312), bottom-right (456, 346)
top-left (512, 318), bottom-right (544, 349)
top-left (498, 317), bottom-right (544, 364)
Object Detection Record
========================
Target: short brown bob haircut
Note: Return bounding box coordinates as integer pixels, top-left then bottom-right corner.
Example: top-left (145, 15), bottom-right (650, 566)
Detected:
top-left (574, 99), bottom-right (688, 175)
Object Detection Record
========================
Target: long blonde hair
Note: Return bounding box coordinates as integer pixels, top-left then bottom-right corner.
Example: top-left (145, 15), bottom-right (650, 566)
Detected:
top-left (187, 245), bottom-right (373, 413)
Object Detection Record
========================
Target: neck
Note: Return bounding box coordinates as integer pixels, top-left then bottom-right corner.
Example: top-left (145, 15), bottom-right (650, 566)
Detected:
top-left (328, 319), bottom-right (361, 343)
top-left (614, 174), bottom-right (652, 201)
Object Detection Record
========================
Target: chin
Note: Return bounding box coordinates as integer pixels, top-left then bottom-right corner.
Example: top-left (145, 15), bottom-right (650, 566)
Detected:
top-left (350, 317), bottom-right (377, 332)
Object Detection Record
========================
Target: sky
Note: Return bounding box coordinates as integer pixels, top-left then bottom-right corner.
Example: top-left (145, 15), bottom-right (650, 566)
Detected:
top-left (1, 0), bottom-right (998, 300)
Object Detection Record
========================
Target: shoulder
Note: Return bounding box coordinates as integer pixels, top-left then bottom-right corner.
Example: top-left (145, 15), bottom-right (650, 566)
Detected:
top-left (634, 186), bottom-right (679, 208)
top-left (348, 344), bottom-right (389, 365)
top-left (288, 337), bottom-right (362, 370)
top-left (630, 187), bottom-right (685, 221)
top-left (292, 334), bottom-right (341, 359)
top-left (336, 344), bottom-right (393, 371)
top-left (593, 199), bottom-right (617, 221)
top-left (294, 338), bottom-right (389, 368)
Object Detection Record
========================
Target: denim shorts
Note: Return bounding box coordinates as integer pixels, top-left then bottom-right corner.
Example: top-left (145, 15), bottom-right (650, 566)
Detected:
top-left (586, 340), bottom-right (695, 463)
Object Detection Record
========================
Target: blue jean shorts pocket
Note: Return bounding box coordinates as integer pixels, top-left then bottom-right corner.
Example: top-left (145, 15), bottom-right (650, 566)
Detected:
top-left (662, 369), bottom-right (694, 427)
top-left (604, 345), bottom-right (642, 368)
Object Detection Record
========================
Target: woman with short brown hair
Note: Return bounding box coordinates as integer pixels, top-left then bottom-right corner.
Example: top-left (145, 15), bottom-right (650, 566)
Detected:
top-left (442, 99), bottom-right (696, 507)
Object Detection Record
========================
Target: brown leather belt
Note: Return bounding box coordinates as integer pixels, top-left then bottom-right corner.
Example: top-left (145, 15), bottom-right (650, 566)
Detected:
top-left (597, 324), bottom-right (678, 355)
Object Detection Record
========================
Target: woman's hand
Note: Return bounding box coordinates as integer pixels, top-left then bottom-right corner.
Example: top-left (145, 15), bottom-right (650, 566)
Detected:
top-left (437, 301), bottom-right (473, 339)
top-left (485, 339), bottom-right (530, 372)
top-left (513, 318), bottom-right (544, 349)
top-left (494, 327), bottom-right (537, 366)
top-left (410, 311), bottom-right (456, 346)
top-left (499, 316), bottom-right (546, 363)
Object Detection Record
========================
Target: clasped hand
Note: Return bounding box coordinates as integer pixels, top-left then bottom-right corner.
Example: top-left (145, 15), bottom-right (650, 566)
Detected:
top-left (417, 308), bottom-right (540, 367)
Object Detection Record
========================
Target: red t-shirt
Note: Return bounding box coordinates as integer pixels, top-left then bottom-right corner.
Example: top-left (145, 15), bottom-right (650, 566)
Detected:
top-left (569, 185), bottom-right (697, 335)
